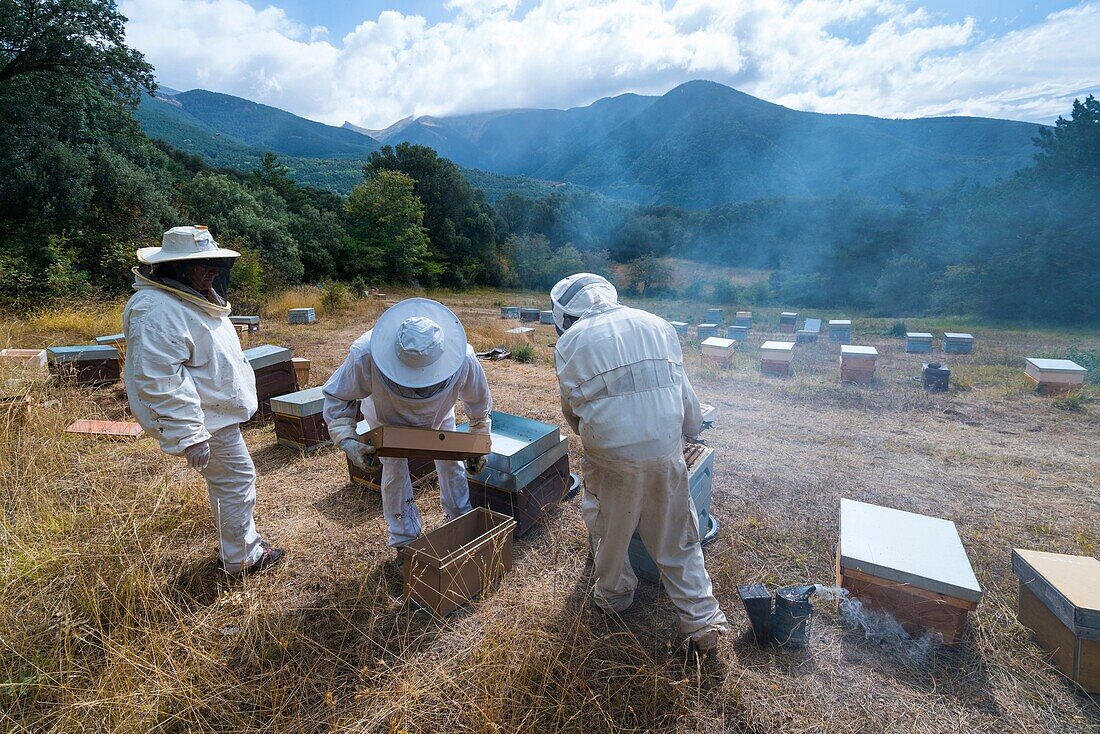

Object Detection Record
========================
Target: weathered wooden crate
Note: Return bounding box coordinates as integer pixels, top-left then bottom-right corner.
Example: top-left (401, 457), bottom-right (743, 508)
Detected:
top-left (701, 336), bottom-right (736, 366)
top-left (400, 507), bottom-right (516, 616)
top-left (1025, 358), bottom-right (1086, 395)
top-left (291, 357), bottom-right (311, 387)
top-left (906, 332), bottom-right (933, 353)
top-left (288, 307), bottom-right (316, 324)
top-left (270, 387), bottom-right (330, 451)
top-left (0, 348), bottom-right (47, 372)
top-left (469, 454), bottom-right (570, 537)
top-left (943, 332), bottom-right (974, 354)
top-left (838, 498), bottom-right (982, 644)
top-left (1012, 549), bottom-right (1100, 693)
top-left (828, 319), bottom-right (852, 344)
top-left (47, 345), bottom-right (120, 386)
top-left (234, 324), bottom-right (250, 349)
top-left (840, 345), bottom-right (878, 383)
top-left (245, 345), bottom-right (298, 419)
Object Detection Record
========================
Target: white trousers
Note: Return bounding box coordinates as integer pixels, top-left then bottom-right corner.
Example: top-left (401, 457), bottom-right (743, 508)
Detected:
top-left (199, 425), bottom-right (264, 573)
top-left (379, 413), bottom-right (473, 547)
top-left (581, 448), bottom-right (729, 641)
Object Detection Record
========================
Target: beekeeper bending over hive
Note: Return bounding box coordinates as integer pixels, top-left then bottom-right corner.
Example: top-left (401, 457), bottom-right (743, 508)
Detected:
top-left (550, 273), bottom-right (729, 653)
top-left (323, 298), bottom-right (493, 558)
top-left (124, 226), bottom-right (285, 578)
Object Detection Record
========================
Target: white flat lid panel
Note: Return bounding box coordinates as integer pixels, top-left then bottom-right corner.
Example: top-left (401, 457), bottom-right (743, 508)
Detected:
top-left (698, 323), bottom-right (718, 328)
top-left (829, 319), bottom-right (852, 326)
top-left (841, 345), bottom-right (878, 356)
top-left (506, 327), bottom-right (534, 334)
top-left (1026, 358), bottom-right (1086, 374)
top-left (781, 312), bottom-right (797, 317)
top-left (760, 341), bottom-right (795, 352)
top-left (668, 321), bottom-right (688, 327)
top-left (840, 498), bottom-right (982, 602)
top-left (906, 332), bottom-right (933, 339)
top-left (943, 332), bottom-right (973, 340)
top-left (702, 337), bottom-right (735, 348)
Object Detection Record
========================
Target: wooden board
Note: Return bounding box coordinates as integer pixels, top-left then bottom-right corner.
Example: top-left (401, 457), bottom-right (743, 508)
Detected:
top-left (839, 566), bottom-right (974, 644)
top-left (65, 419), bottom-right (143, 438)
top-left (1018, 585), bottom-right (1100, 693)
top-left (761, 359), bottom-right (792, 376)
top-left (363, 425), bottom-right (492, 461)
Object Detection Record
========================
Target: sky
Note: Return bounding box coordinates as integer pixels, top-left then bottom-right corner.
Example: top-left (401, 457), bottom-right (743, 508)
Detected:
top-left (121, 0), bottom-right (1100, 129)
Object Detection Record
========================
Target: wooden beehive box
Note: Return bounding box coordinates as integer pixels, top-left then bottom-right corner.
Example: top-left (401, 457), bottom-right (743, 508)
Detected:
top-left (245, 345), bottom-right (298, 419)
top-left (288, 307), bottom-right (316, 324)
top-left (94, 334), bottom-right (126, 369)
top-left (705, 308), bottom-right (723, 324)
top-left (1025, 358), bottom-right (1086, 395)
top-left (668, 320), bottom-right (689, 337)
top-left (1012, 549), bottom-right (1100, 693)
top-left (697, 323), bottom-right (719, 340)
top-left (500, 306), bottom-right (520, 319)
top-left (291, 357), bottom-right (311, 387)
top-left (734, 311), bottom-right (753, 328)
top-left (362, 425), bottom-right (492, 461)
top-left (701, 336), bottom-right (736, 366)
top-left (400, 507), bottom-right (516, 616)
top-left (0, 348), bottom-right (47, 373)
top-left (906, 332), bottom-right (933, 353)
top-left (47, 345), bottom-right (120, 386)
top-left (347, 420), bottom-right (436, 490)
top-left (828, 319), bottom-right (852, 344)
top-left (760, 340), bottom-right (795, 376)
top-left (504, 327), bottom-right (535, 347)
top-left (726, 325), bottom-right (749, 341)
top-left (540, 310), bottom-right (555, 325)
top-left (837, 498), bottom-right (982, 644)
top-left (230, 315), bottom-right (261, 333)
top-left (270, 387), bottom-right (330, 451)
top-left (779, 312), bottom-right (798, 333)
top-left (797, 317), bottom-right (822, 344)
top-left (943, 332), bottom-right (974, 354)
top-left (519, 308), bottom-right (541, 323)
top-left (840, 345), bottom-right (879, 384)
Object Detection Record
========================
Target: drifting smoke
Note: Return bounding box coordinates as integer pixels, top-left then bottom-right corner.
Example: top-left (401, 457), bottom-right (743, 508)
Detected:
top-left (813, 585), bottom-right (940, 667)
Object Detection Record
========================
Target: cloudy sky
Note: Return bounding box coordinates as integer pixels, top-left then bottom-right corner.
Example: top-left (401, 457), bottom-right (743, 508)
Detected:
top-left (122, 0), bottom-right (1100, 129)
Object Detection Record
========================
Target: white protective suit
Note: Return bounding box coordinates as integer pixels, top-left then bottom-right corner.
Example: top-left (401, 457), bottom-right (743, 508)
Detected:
top-left (123, 269), bottom-right (264, 573)
top-left (553, 283), bottom-right (729, 644)
top-left (322, 329), bottom-right (493, 547)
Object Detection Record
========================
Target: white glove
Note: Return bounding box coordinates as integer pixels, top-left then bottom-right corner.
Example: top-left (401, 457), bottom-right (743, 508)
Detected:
top-left (467, 415), bottom-right (492, 435)
top-left (340, 438), bottom-right (376, 470)
top-left (185, 440), bottom-right (211, 471)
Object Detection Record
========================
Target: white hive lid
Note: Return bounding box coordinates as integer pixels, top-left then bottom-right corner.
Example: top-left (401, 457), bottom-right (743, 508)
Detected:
top-left (668, 320), bottom-right (688, 327)
top-left (906, 332), bottom-right (933, 339)
top-left (1026, 358), bottom-right (1086, 374)
top-left (702, 337), bottom-right (734, 349)
top-left (760, 341), bottom-right (795, 352)
top-left (698, 323), bottom-right (718, 328)
top-left (839, 498), bottom-right (982, 602)
top-left (781, 312), bottom-right (797, 317)
top-left (829, 319), bottom-right (852, 326)
top-left (269, 386), bottom-right (325, 416)
top-left (506, 327), bottom-right (534, 334)
top-left (943, 332), bottom-right (973, 340)
top-left (841, 345), bottom-right (878, 357)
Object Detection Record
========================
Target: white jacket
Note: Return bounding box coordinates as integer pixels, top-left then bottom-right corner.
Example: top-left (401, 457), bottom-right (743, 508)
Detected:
top-left (322, 329), bottom-right (492, 445)
top-left (554, 302), bottom-right (703, 461)
top-left (123, 271), bottom-right (257, 455)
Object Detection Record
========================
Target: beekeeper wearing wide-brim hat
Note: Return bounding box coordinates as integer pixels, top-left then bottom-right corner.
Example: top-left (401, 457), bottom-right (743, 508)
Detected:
top-left (124, 226), bottom-right (285, 578)
top-left (550, 273), bottom-right (728, 653)
top-left (323, 298), bottom-right (493, 552)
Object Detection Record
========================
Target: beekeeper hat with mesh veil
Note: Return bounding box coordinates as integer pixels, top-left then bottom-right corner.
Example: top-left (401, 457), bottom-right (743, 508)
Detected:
top-left (137, 226), bottom-right (239, 264)
top-left (370, 298), bottom-right (468, 389)
top-left (550, 273), bottom-right (618, 334)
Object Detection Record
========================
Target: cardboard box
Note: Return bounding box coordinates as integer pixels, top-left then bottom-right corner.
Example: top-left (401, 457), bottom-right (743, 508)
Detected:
top-left (1012, 549), bottom-right (1100, 693)
top-left (838, 498), bottom-right (982, 644)
top-left (906, 332), bottom-right (934, 353)
top-left (505, 327), bottom-right (535, 347)
top-left (245, 345), bottom-right (298, 419)
top-left (47, 345), bottom-right (120, 386)
top-left (362, 425), bottom-right (492, 461)
top-left (1025, 358), bottom-right (1086, 395)
top-left (230, 315), bottom-right (261, 333)
top-left (828, 319), bottom-right (852, 344)
top-left (348, 420), bottom-right (436, 490)
top-left (943, 332), bottom-right (974, 354)
top-left (701, 336), bottom-right (736, 366)
top-left (270, 387), bottom-right (330, 451)
top-left (64, 419), bottom-right (144, 438)
top-left (288, 307), bottom-right (316, 324)
top-left (400, 507), bottom-right (516, 616)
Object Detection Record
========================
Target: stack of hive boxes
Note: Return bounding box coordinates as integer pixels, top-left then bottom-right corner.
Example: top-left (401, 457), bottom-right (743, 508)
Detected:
top-left (1025, 358), bottom-right (1087, 395)
top-left (905, 332), bottom-right (934, 353)
top-left (461, 412), bottom-right (570, 537)
top-left (760, 341), bottom-right (795, 376)
top-left (796, 318), bottom-right (822, 344)
top-left (288, 307), bottom-right (316, 325)
top-left (943, 332), bottom-right (974, 354)
top-left (629, 443), bottom-right (717, 582)
top-left (270, 387), bottom-right (330, 451)
top-left (244, 345), bottom-right (298, 419)
top-left (697, 323), bottom-right (719, 340)
top-left (828, 319), bottom-right (852, 344)
top-left (47, 345), bottom-right (120, 386)
top-left (230, 315), bottom-right (260, 333)
top-left (701, 337), bottom-right (736, 366)
top-left (778, 312), bottom-right (798, 333)
top-left (837, 498), bottom-right (982, 644)
top-left (840, 345), bottom-right (879, 383)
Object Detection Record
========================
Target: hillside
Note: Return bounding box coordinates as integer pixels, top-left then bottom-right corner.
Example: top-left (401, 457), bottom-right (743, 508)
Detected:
top-left (356, 80), bottom-right (1043, 208)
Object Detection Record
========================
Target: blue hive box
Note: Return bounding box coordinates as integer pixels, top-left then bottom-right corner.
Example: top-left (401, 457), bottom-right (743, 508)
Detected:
top-left (500, 306), bottom-right (520, 319)
top-left (705, 308), bottom-right (723, 324)
top-left (288, 307), bottom-right (315, 324)
top-left (727, 325), bottom-right (749, 341)
top-left (697, 323), bottom-right (719, 340)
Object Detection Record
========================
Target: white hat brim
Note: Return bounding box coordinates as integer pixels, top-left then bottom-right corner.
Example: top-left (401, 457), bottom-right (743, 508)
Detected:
top-left (371, 298), bottom-right (468, 389)
top-left (136, 246), bottom-right (241, 264)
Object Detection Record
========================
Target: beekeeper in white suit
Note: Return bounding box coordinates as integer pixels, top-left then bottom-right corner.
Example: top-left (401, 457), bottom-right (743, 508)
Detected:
top-left (323, 298), bottom-right (493, 557)
top-left (123, 226), bottom-right (285, 578)
top-left (551, 273), bottom-right (728, 652)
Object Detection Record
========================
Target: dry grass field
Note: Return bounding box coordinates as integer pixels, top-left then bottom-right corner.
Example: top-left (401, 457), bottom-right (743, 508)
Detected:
top-left (2, 287), bottom-right (1098, 733)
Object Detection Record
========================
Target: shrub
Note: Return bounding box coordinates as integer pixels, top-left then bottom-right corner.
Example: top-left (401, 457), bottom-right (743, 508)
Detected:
top-left (350, 276), bottom-right (367, 299)
top-left (709, 279), bottom-right (741, 305)
top-left (1052, 391), bottom-right (1086, 412)
top-left (888, 320), bottom-right (908, 337)
top-left (321, 282), bottom-right (348, 314)
top-left (512, 344), bottom-right (536, 363)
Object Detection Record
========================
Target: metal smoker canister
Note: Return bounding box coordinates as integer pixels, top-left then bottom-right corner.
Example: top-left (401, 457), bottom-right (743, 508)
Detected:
top-left (771, 584), bottom-right (816, 648)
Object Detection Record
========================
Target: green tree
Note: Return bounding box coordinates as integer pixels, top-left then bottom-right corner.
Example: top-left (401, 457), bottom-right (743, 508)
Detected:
top-left (624, 256), bottom-right (674, 296)
top-left (343, 170), bottom-right (437, 284)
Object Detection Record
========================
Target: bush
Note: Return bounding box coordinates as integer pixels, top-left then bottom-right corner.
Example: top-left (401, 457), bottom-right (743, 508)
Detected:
top-left (888, 320), bottom-right (908, 337)
top-left (512, 344), bottom-right (535, 363)
top-left (350, 276), bottom-right (367, 299)
top-left (321, 282), bottom-right (348, 314)
top-left (709, 279), bottom-right (741, 304)
top-left (1052, 391), bottom-right (1086, 412)
top-left (742, 279), bottom-right (774, 305)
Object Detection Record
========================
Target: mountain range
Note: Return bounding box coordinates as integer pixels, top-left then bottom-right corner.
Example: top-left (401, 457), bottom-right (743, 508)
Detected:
top-left (137, 81), bottom-right (1045, 208)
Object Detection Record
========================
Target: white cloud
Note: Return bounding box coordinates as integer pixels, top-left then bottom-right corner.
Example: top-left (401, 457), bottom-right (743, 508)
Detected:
top-left (121, 0), bottom-right (1100, 128)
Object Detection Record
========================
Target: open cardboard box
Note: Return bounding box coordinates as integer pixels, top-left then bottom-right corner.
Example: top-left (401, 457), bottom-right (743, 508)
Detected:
top-left (363, 425), bottom-right (492, 461)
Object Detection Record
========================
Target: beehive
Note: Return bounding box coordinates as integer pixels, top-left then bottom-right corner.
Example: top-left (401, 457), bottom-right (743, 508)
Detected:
top-left (0, 348), bottom-right (47, 372)
top-left (760, 341), bottom-right (795, 376)
top-left (1025, 358), bottom-right (1086, 395)
top-left (244, 345), bottom-right (298, 419)
top-left (668, 321), bottom-right (689, 337)
top-left (734, 311), bottom-right (753, 328)
top-left (828, 319), bottom-right (852, 344)
top-left (1012, 549), bottom-right (1100, 693)
top-left (347, 419), bottom-right (437, 490)
top-left (540, 310), bottom-right (555, 325)
top-left (519, 308), bottom-right (541, 323)
top-left (697, 323), bottom-right (719, 340)
top-left (705, 308), bottom-right (723, 324)
top-left (726, 325), bottom-right (749, 341)
top-left (701, 336), bottom-right (736, 366)
top-left (47, 345), bottom-right (120, 386)
top-left (943, 332), bottom-right (974, 354)
top-left (270, 387), bottom-right (330, 451)
top-left (500, 306), bottom-right (520, 319)
top-left (840, 345), bottom-right (879, 384)
top-left (906, 332), bottom-right (933, 353)
top-left (505, 327), bottom-right (535, 347)
top-left (779, 312), bottom-right (798, 333)
top-left (837, 498), bottom-right (982, 644)
top-left (797, 318), bottom-right (822, 344)
top-left (288, 307), bottom-right (316, 324)
top-left (230, 315), bottom-right (260, 333)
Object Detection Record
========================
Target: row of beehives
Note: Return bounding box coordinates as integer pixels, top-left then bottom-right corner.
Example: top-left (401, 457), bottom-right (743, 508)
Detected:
top-left (500, 305), bottom-right (555, 324)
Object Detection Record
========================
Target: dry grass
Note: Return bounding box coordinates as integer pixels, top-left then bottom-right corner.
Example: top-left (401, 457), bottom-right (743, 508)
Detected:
top-left (1, 290), bottom-right (1098, 733)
